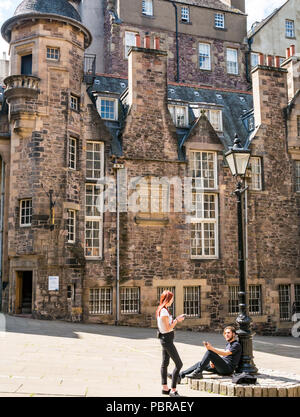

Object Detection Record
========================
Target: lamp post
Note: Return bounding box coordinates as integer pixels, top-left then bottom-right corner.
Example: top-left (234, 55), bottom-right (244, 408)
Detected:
top-left (225, 134), bottom-right (258, 374)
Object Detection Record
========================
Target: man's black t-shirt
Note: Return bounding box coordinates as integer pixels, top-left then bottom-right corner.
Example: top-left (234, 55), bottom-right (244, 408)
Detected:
top-left (223, 340), bottom-right (242, 370)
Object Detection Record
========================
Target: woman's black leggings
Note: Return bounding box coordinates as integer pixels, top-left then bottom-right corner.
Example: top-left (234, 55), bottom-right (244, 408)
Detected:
top-left (160, 331), bottom-right (183, 389)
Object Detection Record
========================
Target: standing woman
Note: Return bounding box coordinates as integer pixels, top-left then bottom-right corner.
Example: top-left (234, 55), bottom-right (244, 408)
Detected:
top-left (156, 290), bottom-right (185, 397)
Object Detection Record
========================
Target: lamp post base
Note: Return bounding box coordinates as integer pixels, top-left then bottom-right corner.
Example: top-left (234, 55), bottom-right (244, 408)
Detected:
top-left (236, 328), bottom-right (258, 374)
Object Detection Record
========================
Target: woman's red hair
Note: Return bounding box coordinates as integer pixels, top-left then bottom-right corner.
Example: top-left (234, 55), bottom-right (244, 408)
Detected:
top-left (156, 290), bottom-right (174, 318)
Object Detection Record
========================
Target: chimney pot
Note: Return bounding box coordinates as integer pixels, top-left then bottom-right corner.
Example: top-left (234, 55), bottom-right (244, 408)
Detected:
top-left (275, 56), bottom-right (280, 67)
top-left (154, 37), bottom-right (160, 50)
top-left (259, 53), bottom-right (264, 65)
top-left (267, 55), bottom-right (273, 66)
top-left (286, 47), bottom-right (291, 58)
top-left (144, 35), bottom-right (150, 49)
top-left (290, 45), bottom-right (295, 57)
top-left (135, 34), bottom-right (141, 48)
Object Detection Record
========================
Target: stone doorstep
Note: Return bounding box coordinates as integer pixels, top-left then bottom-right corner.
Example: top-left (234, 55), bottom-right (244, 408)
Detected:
top-left (188, 372), bottom-right (300, 397)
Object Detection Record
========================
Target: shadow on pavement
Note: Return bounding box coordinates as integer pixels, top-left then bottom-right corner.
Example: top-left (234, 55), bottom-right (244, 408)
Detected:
top-left (4, 314), bottom-right (300, 359)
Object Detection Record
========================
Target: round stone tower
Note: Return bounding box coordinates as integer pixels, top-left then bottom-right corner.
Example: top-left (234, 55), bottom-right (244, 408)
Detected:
top-left (1, 0), bottom-right (92, 319)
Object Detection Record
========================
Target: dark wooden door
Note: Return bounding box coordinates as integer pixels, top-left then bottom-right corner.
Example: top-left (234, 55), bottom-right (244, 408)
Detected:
top-left (21, 54), bottom-right (32, 75)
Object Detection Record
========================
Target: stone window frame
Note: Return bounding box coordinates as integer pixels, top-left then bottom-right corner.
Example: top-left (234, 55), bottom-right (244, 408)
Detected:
top-left (120, 287), bottom-right (140, 314)
top-left (68, 136), bottom-right (77, 170)
top-left (85, 182), bottom-right (103, 259)
top-left (168, 104), bottom-right (189, 127)
top-left (157, 287), bottom-right (176, 317)
top-left (295, 160), bottom-right (300, 193)
top-left (19, 198), bottom-right (32, 227)
top-left (297, 116), bottom-right (300, 138)
top-left (97, 96), bottom-right (118, 121)
top-left (67, 284), bottom-right (76, 301)
top-left (46, 47), bottom-right (60, 61)
top-left (198, 42), bottom-right (211, 71)
top-left (183, 286), bottom-right (201, 318)
top-left (189, 150), bottom-right (219, 260)
top-left (142, 0), bottom-right (153, 17)
top-left (67, 209), bottom-right (76, 243)
top-left (70, 94), bottom-right (80, 112)
top-left (226, 48), bottom-right (239, 75)
top-left (248, 156), bottom-right (263, 191)
top-left (89, 288), bottom-right (113, 315)
top-left (285, 19), bottom-right (295, 38)
top-left (124, 31), bottom-right (138, 59)
top-left (181, 6), bottom-right (190, 23)
top-left (214, 13), bottom-right (225, 29)
top-left (228, 285), bottom-right (263, 316)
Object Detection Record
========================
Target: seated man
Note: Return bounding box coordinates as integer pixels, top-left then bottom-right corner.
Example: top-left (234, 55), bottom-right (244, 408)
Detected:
top-left (173, 326), bottom-right (242, 382)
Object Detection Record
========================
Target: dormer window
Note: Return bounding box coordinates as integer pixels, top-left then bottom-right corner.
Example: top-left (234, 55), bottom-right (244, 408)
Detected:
top-left (142, 0), bottom-right (153, 16)
top-left (168, 105), bottom-right (188, 127)
top-left (97, 97), bottom-right (117, 120)
top-left (193, 108), bottom-right (223, 132)
top-left (181, 6), bottom-right (190, 23)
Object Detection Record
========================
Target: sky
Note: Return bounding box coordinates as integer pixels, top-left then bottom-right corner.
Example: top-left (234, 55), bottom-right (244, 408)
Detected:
top-left (0, 0), bottom-right (288, 57)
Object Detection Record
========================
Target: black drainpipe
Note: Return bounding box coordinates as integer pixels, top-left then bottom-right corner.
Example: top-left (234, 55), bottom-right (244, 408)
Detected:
top-left (246, 37), bottom-right (253, 85)
top-left (170, 1), bottom-right (179, 82)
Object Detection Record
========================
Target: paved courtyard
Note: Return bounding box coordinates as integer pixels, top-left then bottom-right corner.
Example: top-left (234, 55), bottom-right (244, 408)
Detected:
top-left (0, 314), bottom-right (299, 397)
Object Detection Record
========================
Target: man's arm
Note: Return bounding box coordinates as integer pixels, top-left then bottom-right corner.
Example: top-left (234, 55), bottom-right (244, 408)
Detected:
top-left (204, 342), bottom-right (232, 357)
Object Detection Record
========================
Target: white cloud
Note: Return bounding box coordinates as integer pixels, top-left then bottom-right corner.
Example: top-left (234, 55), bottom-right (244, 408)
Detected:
top-left (246, 0), bottom-right (288, 29)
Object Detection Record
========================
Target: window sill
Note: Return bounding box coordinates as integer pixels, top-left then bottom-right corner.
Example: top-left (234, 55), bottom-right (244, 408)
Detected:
top-left (85, 257), bottom-right (103, 260)
top-left (285, 36), bottom-right (296, 40)
top-left (20, 224), bottom-right (32, 228)
top-left (190, 257), bottom-right (219, 261)
top-left (141, 14), bottom-right (155, 18)
top-left (135, 215), bottom-right (169, 226)
top-left (198, 68), bottom-right (212, 72)
top-left (214, 27), bottom-right (227, 31)
top-left (181, 20), bottom-right (192, 25)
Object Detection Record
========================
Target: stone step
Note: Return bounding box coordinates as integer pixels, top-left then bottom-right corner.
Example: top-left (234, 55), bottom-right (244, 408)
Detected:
top-left (188, 371), bottom-right (300, 397)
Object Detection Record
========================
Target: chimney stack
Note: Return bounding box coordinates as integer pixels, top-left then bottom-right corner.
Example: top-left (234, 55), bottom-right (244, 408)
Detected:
top-left (252, 65), bottom-right (288, 128)
top-left (290, 45), bottom-right (295, 57)
top-left (281, 53), bottom-right (300, 102)
top-left (286, 47), bottom-right (291, 59)
top-left (144, 35), bottom-right (150, 49)
top-left (123, 46), bottom-right (178, 159)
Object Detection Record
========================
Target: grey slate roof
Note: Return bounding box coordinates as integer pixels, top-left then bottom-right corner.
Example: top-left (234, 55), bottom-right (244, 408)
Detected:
top-left (89, 75), bottom-right (253, 157)
top-left (14, 0), bottom-right (81, 22)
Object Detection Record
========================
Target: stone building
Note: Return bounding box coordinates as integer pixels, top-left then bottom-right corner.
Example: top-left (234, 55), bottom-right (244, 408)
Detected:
top-left (0, 52), bottom-right (10, 85)
top-left (0, 0), bottom-right (299, 335)
top-left (248, 0), bottom-right (299, 69)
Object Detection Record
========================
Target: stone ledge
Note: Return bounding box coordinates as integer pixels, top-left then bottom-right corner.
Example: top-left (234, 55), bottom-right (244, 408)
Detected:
top-left (188, 369), bottom-right (300, 397)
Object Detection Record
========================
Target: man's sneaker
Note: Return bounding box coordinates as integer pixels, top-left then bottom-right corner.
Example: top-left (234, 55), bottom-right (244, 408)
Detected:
top-left (187, 370), bottom-right (203, 379)
top-left (167, 372), bottom-right (182, 384)
top-left (169, 391), bottom-right (181, 397)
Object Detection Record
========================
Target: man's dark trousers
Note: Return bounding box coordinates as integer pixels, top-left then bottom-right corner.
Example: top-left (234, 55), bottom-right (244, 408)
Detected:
top-left (181, 350), bottom-right (233, 377)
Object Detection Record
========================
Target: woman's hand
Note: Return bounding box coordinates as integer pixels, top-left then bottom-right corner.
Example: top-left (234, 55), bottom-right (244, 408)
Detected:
top-left (176, 314), bottom-right (185, 323)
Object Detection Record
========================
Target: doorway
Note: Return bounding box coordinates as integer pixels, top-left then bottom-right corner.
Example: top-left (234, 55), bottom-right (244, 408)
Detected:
top-left (15, 271), bottom-right (32, 314)
top-left (21, 54), bottom-right (32, 75)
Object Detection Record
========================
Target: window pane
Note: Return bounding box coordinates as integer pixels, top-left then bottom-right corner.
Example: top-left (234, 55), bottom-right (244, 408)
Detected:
top-left (279, 285), bottom-right (291, 321)
top-left (296, 161), bottom-right (300, 192)
top-left (249, 285), bottom-right (262, 315)
top-left (181, 6), bottom-right (189, 22)
top-left (251, 53), bottom-right (259, 68)
top-left (120, 287), bottom-right (140, 314)
top-left (249, 157), bottom-right (262, 191)
top-left (125, 32), bottom-right (137, 57)
top-left (286, 20), bottom-right (294, 38)
top-left (89, 288), bottom-right (112, 314)
top-left (99, 98), bottom-right (116, 120)
top-left (227, 48), bottom-right (238, 74)
top-left (142, 0), bottom-right (153, 16)
top-left (215, 13), bottom-right (224, 28)
top-left (228, 286), bottom-right (239, 315)
top-left (20, 199), bottom-right (32, 226)
top-left (86, 141), bottom-right (103, 179)
top-left (184, 287), bottom-right (200, 317)
top-left (199, 43), bottom-right (211, 70)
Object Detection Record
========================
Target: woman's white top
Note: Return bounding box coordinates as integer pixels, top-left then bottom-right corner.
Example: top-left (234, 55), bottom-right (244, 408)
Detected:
top-left (157, 308), bottom-right (173, 334)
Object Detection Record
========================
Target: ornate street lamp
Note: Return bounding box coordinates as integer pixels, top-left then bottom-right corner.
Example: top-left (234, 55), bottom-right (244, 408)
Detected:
top-left (224, 134), bottom-right (258, 374)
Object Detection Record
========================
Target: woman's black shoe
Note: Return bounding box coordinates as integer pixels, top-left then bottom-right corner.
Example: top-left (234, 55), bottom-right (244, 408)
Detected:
top-left (169, 391), bottom-right (180, 397)
top-left (162, 389), bottom-right (171, 395)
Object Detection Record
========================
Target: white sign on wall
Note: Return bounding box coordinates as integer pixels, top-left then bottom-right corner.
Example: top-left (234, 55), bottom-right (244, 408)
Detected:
top-left (48, 276), bottom-right (59, 291)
